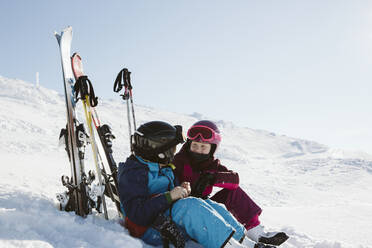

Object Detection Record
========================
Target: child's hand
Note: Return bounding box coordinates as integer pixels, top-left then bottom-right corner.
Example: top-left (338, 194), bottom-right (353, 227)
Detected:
top-left (170, 186), bottom-right (189, 201)
top-left (181, 182), bottom-right (191, 195)
top-left (191, 172), bottom-right (216, 198)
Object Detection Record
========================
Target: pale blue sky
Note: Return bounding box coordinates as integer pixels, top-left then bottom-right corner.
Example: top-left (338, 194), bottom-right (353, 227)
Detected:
top-left (2, 1), bottom-right (372, 153)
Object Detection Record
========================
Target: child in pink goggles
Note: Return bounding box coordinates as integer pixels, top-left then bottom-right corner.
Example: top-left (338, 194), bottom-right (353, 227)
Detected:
top-left (174, 120), bottom-right (289, 247)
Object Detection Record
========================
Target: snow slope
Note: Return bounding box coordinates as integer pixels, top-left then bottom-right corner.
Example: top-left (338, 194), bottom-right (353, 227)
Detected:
top-left (0, 76), bottom-right (371, 248)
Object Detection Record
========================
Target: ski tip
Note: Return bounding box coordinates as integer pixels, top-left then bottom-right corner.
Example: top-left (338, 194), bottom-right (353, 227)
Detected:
top-left (71, 52), bottom-right (85, 79)
top-left (55, 26), bottom-right (73, 38)
top-left (71, 52), bottom-right (80, 58)
top-left (63, 26), bottom-right (73, 34)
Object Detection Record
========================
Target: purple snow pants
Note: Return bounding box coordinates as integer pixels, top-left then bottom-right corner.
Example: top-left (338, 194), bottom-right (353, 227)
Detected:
top-left (210, 186), bottom-right (262, 230)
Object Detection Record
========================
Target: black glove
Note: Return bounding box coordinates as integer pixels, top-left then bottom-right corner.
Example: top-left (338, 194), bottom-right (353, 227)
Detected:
top-left (152, 214), bottom-right (185, 248)
top-left (191, 172), bottom-right (216, 198)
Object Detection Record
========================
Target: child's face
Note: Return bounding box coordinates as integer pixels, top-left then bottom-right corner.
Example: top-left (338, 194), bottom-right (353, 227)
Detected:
top-left (190, 141), bottom-right (211, 155)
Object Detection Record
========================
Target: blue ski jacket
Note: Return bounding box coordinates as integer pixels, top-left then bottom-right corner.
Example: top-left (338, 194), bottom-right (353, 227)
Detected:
top-left (118, 155), bottom-right (177, 236)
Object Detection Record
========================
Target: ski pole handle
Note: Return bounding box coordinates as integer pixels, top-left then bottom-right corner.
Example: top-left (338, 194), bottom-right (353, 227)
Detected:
top-left (113, 68), bottom-right (131, 92)
top-left (113, 68), bottom-right (132, 100)
top-left (74, 76), bottom-right (98, 107)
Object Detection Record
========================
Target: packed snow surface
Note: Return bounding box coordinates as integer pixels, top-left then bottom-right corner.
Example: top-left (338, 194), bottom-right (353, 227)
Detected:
top-left (0, 76), bottom-right (371, 248)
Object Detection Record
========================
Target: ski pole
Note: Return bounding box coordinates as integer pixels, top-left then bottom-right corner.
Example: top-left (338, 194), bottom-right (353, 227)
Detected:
top-left (75, 76), bottom-right (109, 220)
top-left (125, 69), bottom-right (137, 131)
top-left (113, 68), bottom-right (137, 152)
top-left (72, 53), bottom-right (123, 218)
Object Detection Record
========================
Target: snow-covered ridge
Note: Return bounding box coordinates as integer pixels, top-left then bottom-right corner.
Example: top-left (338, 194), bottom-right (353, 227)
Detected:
top-left (1, 75), bottom-right (372, 248)
top-left (0, 75), bottom-right (62, 105)
top-left (0, 75), bottom-right (329, 159)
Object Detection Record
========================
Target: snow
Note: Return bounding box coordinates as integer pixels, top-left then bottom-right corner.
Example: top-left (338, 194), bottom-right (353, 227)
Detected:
top-left (0, 75), bottom-right (371, 248)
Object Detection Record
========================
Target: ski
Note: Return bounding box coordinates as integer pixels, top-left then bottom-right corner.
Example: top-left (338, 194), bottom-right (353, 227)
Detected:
top-left (55, 27), bottom-right (89, 217)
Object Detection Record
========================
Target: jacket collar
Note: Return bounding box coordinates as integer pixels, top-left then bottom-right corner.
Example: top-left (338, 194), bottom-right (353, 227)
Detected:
top-left (135, 156), bottom-right (176, 172)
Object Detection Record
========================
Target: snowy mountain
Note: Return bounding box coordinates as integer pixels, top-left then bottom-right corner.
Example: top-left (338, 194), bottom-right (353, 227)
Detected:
top-left (0, 75), bottom-right (371, 248)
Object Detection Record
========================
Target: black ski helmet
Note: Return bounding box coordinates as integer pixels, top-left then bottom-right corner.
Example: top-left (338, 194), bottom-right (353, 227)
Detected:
top-left (132, 121), bottom-right (185, 164)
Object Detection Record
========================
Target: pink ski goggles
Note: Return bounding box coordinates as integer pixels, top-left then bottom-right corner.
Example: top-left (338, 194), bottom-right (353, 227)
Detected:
top-left (187, 125), bottom-right (221, 144)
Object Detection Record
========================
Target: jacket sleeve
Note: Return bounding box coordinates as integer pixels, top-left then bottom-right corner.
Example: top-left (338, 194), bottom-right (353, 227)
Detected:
top-left (209, 160), bottom-right (239, 190)
top-left (118, 162), bottom-right (172, 226)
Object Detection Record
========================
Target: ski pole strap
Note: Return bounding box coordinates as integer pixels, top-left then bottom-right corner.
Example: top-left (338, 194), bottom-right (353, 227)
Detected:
top-left (74, 76), bottom-right (98, 107)
top-left (113, 69), bottom-right (124, 93)
top-left (113, 68), bottom-right (132, 96)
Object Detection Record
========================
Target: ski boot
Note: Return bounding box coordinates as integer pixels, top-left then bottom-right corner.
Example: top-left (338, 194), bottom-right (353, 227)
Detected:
top-left (246, 225), bottom-right (289, 246)
top-left (225, 237), bottom-right (276, 248)
top-left (152, 214), bottom-right (185, 248)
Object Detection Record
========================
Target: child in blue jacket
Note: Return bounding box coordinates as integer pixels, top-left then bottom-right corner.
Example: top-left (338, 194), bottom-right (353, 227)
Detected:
top-left (118, 121), bottom-right (276, 248)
